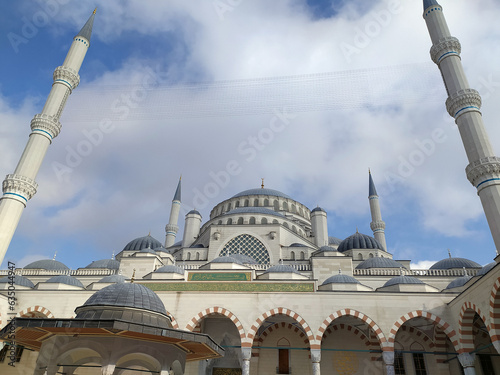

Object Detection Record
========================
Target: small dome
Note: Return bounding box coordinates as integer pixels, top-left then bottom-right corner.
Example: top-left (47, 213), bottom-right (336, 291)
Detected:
top-left (319, 246), bottom-right (337, 252)
top-left (81, 283), bottom-right (167, 315)
top-left (24, 259), bottom-right (69, 270)
top-left (46, 275), bottom-right (84, 288)
top-left (225, 207), bottom-right (284, 218)
top-left (139, 248), bottom-right (157, 254)
top-left (210, 256), bottom-right (243, 265)
top-left (97, 275), bottom-right (129, 283)
top-left (263, 264), bottom-right (301, 275)
top-left (230, 253), bottom-right (259, 264)
top-left (446, 275), bottom-right (473, 290)
top-left (328, 237), bottom-right (342, 245)
top-left (383, 275), bottom-right (424, 287)
top-left (232, 188), bottom-right (292, 200)
top-left (430, 257), bottom-right (481, 270)
top-left (312, 207), bottom-right (326, 213)
top-left (155, 265), bottom-right (185, 275)
top-left (190, 244), bottom-right (205, 248)
top-left (477, 262), bottom-right (497, 276)
top-left (356, 257), bottom-right (404, 269)
top-left (123, 235), bottom-right (162, 251)
top-left (337, 232), bottom-right (384, 253)
top-left (0, 275), bottom-right (34, 288)
top-left (153, 246), bottom-right (168, 253)
top-left (290, 243), bottom-right (308, 247)
top-left (188, 209), bottom-right (201, 215)
top-left (85, 259), bottom-right (120, 270)
top-left (321, 274), bottom-right (360, 285)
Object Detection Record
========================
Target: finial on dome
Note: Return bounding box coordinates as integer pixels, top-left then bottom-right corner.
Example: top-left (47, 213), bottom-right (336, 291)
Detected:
top-left (93, 7), bottom-right (97, 14)
top-left (111, 251), bottom-right (115, 260)
top-left (463, 267), bottom-right (467, 276)
top-left (148, 231), bottom-right (151, 236)
top-left (356, 227), bottom-right (359, 233)
top-left (448, 249), bottom-right (452, 258)
top-left (53, 251), bottom-right (57, 260)
top-left (338, 269), bottom-right (342, 275)
top-left (261, 178), bottom-right (265, 189)
top-left (131, 269), bottom-right (136, 283)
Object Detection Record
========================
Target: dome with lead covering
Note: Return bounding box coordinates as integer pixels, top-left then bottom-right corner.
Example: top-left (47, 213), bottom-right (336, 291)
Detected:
top-left (477, 262), bottom-right (496, 276)
top-left (328, 237), bottom-right (342, 246)
top-left (319, 246), bottom-right (337, 252)
top-left (0, 275), bottom-right (34, 288)
top-left (225, 207), bottom-right (284, 218)
top-left (321, 274), bottom-right (360, 285)
top-left (46, 275), bottom-right (84, 288)
top-left (210, 256), bottom-right (243, 265)
top-left (337, 232), bottom-right (384, 253)
top-left (155, 265), bottom-right (185, 275)
top-left (123, 235), bottom-right (162, 251)
top-left (356, 257), bottom-right (404, 269)
top-left (85, 259), bottom-right (120, 270)
top-left (263, 264), bottom-right (301, 275)
top-left (229, 253), bottom-right (259, 264)
top-left (290, 243), bottom-right (308, 247)
top-left (446, 275), bottom-right (473, 290)
top-left (383, 275), bottom-right (424, 287)
top-left (97, 275), bottom-right (128, 283)
top-left (24, 259), bottom-right (69, 270)
top-left (232, 188), bottom-right (292, 200)
top-left (430, 257), bottom-right (481, 270)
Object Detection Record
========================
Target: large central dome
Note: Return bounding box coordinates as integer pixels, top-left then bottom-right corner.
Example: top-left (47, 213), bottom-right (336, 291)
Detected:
top-left (232, 188), bottom-right (292, 199)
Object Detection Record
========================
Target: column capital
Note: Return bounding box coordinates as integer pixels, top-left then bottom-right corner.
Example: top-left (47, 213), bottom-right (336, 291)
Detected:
top-left (458, 352), bottom-right (476, 368)
top-left (241, 347), bottom-right (252, 361)
top-left (310, 348), bottom-right (321, 363)
top-left (2, 174), bottom-right (38, 206)
top-left (446, 89), bottom-right (482, 120)
top-left (30, 113), bottom-right (62, 141)
top-left (382, 350), bottom-right (395, 365)
top-left (430, 36), bottom-right (461, 64)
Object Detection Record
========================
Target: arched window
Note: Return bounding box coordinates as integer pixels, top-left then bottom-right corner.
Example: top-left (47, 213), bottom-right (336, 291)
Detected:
top-left (237, 217), bottom-right (244, 225)
top-left (291, 204), bottom-right (296, 213)
top-left (300, 251), bottom-right (305, 260)
top-left (218, 220), bottom-right (222, 225)
top-left (283, 202), bottom-right (288, 210)
top-left (299, 207), bottom-right (304, 216)
top-left (254, 199), bottom-right (259, 207)
top-left (277, 338), bottom-right (291, 375)
top-left (249, 217), bottom-right (256, 225)
top-left (235, 201), bottom-right (240, 208)
top-left (186, 252), bottom-right (191, 261)
top-left (290, 251), bottom-right (295, 260)
top-left (227, 218), bottom-right (233, 225)
top-left (264, 199), bottom-right (269, 206)
top-left (244, 199), bottom-right (249, 207)
top-left (261, 218), bottom-right (268, 224)
top-left (195, 252), bottom-right (200, 260)
top-left (358, 253), bottom-right (363, 260)
top-left (273, 219), bottom-right (279, 224)
top-left (369, 253), bottom-right (374, 258)
top-left (274, 200), bottom-right (279, 210)
top-left (283, 222), bottom-right (289, 229)
top-left (227, 203), bottom-right (232, 211)
top-left (292, 225), bottom-right (297, 233)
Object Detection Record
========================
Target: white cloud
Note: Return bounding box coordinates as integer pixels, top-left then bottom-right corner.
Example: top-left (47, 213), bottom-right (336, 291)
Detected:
top-left (410, 260), bottom-right (437, 270)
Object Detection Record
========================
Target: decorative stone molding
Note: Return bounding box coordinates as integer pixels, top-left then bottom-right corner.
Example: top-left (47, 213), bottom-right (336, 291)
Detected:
top-left (53, 66), bottom-right (80, 91)
top-left (446, 89), bottom-right (482, 119)
top-left (2, 174), bottom-right (38, 205)
top-left (430, 36), bottom-right (461, 64)
top-left (370, 220), bottom-right (386, 232)
top-left (466, 156), bottom-right (500, 188)
top-left (382, 351), bottom-right (394, 365)
top-left (269, 231), bottom-right (276, 240)
top-left (213, 231), bottom-right (220, 240)
top-left (165, 223), bottom-right (179, 234)
top-left (458, 352), bottom-right (476, 368)
top-left (30, 113), bottom-right (62, 140)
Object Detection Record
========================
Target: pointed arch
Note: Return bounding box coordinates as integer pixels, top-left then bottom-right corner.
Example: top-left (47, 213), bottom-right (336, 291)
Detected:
top-left (18, 305), bottom-right (54, 318)
top-left (244, 308), bottom-right (315, 348)
top-left (316, 309), bottom-right (387, 350)
top-left (185, 306), bottom-right (245, 341)
top-left (459, 302), bottom-right (490, 352)
top-left (388, 310), bottom-right (459, 352)
top-left (489, 277), bottom-right (500, 344)
top-left (322, 324), bottom-right (372, 348)
top-left (166, 312), bottom-right (179, 329)
top-left (254, 322), bottom-right (310, 348)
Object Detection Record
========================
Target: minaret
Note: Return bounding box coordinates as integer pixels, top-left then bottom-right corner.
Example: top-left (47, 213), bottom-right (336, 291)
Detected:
top-left (311, 207), bottom-right (328, 247)
top-left (182, 210), bottom-right (202, 248)
top-left (424, 1), bottom-right (500, 253)
top-left (369, 171), bottom-right (387, 251)
top-left (0, 10), bottom-right (96, 264)
top-left (165, 176), bottom-right (182, 248)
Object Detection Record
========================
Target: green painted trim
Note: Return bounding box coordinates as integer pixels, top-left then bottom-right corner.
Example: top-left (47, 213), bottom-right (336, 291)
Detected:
top-left (188, 272), bottom-right (251, 281)
top-left (139, 282), bottom-right (314, 292)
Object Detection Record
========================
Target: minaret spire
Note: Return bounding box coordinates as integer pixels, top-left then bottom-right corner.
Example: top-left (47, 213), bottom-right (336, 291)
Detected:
top-left (0, 10), bottom-right (96, 264)
top-left (424, 2), bottom-right (500, 253)
top-left (165, 176), bottom-right (182, 248)
top-left (368, 170), bottom-right (387, 251)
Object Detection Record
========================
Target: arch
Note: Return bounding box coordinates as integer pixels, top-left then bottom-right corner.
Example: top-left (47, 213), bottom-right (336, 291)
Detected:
top-left (217, 220), bottom-right (222, 225)
top-left (18, 305), bottom-right (54, 319)
top-left (396, 325), bottom-right (436, 350)
top-left (227, 218), bottom-right (233, 225)
top-left (290, 251), bottom-right (295, 260)
top-left (300, 251), bottom-right (305, 260)
top-left (322, 324), bottom-right (371, 348)
top-left (244, 308), bottom-right (315, 348)
top-left (388, 310), bottom-right (459, 352)
top-left (254, 322), bottom-right (309, 348)
top-left (249, 217), bottom-right (256, 225)
top-left (244, 199), bottom-right (249, 207)
top-left (459, 302), bottom-right (490, 352)
top-left (358, 253), bottom-right (363, 260)
top-left (227, 203), bottom-right (232, 211)
top-left (185, 306), bottom-right (245, 341)
top-left (237, 217), bottom-right (244, 225)
top-left (489, 277), bottom-right (500, 345)
top-left (292, 225), bottom-right (297, 233)
top-left (264, 199), bottom-right (269, 207)
top-left (186, 252), bottom-right (191, 261)
top-left (166, 311), bottom-right (179, 329)
top-left (283, 222), bottom-right (289, 229)
top-left (235, 201), bottom-right (240, 208)
top-left (254, 199), bottom-right (259, 207)
top-left (299, 207), bottom-right (304, 217)
top-left (273, 219), bottom-right (279, 224)
top-left (195, 252), bottom-right (200, 260)
top-left (261, 218), bottom-right (268, 225)
top-left (316, 309), bottom-right (387, 350)
top-left (291, 204), bottom-right (296, 213)
top-left (283, 202), bottom-right (288, 210)
top-left (273, 200), bottom-right (279, 210)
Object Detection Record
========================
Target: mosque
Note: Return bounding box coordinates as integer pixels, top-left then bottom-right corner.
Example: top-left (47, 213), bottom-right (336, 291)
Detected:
top-left (1, 1), bottom-right (500, 375)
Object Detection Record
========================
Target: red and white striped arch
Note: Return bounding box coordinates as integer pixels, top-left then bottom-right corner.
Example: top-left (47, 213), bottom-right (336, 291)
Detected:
top-left (459, 302), bottom-right (490, 352)
top-left (185, 306), bottom-right (245, 341)
top-left (489, 277), bottom-right (500, 345)
top-left (18, 305), bottom-right (54, 318)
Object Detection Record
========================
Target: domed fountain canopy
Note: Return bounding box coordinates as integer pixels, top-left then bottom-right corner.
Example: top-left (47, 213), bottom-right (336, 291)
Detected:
top-left (446, 275), bottom-right (473, 290)
top-left (123, 235), bottom-right (162, 251)
top-left (155, 265), bottom-right (185, 275)
top-left (321, 274), bottom-right (360, 285)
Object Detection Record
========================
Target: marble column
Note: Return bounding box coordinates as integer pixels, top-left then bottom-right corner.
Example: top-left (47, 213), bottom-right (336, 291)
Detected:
top-left (310, 348), bottom-right (321, 375)
top-left (241, 347), bottom-right (252, 375)
top-left (382, 351), bottom-right (395, 375)
top-left (458, 353), bottom-right (476, 375)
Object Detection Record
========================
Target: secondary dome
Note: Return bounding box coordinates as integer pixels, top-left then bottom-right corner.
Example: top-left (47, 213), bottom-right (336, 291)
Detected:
top-left (85, 259), bottom-right (120, 270)
top-left (356, 257), bottom-right (404, 269)
top-left (319, 246), bottom-right (337, 252)
top-left (328, 237), bottom-right (342, 246)
top-left (46, 275), bottom-right (84, 288)
top-left (123, 235), bottom-right (162, 251)
top-left (231, 188), bottom-right (292, 200)
top-left (210, 256), bottom-right (243, 265)
top-left (337, 232), bottom-right (384, 253)
top-left (263, 264), bottom-right (301, 275)
top-left (383, 275), bottom-right (424, 287)
top-left (81, 283), bottom-right (167, 315)
top-left (225, 207), bottom-right (284, 217)
top-left (24, 259), bottom-right (69, 270)
top-left (430, 257), bottom-right (481, 270)
top-left (155, 265), bottom-right (185, 275)
top-left (477, 262), bottom-right (497, 276)
top-left (97, 275), bottom-right (128, 283)
top-left (321, 274), bottom-right (360, 285)
top-left (0, 275), bottom-right (34, 288)
top-left (446, 275), bottom-right (473, 290)
top-left (230, 253), bottom-right (259, 264)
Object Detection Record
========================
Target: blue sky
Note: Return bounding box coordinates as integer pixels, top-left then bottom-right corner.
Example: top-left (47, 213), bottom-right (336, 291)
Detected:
top-left (1, 0), bottom-right (500, 270)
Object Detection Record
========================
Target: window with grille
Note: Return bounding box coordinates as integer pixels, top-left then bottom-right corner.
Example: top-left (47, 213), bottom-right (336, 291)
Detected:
top-left (220, 234), bottom-right (270, 264)
top-left (479, 354), bottom-right (495, 375)
top-left (412, 353), bottom-right (427, 375)
top-left (395, 351), bottom-right (405, 374)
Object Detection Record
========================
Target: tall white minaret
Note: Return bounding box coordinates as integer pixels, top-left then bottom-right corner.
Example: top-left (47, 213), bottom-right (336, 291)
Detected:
top-left (0, 10), bottom-right (96, 264)
top-left (424, 1), bottom-right (500, 253)
top-left (165, 176), bottom-right (182, 248)
top-left (369, 171), bottom-right (387, 251)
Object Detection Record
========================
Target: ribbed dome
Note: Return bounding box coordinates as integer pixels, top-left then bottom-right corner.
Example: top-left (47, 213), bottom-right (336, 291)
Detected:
top-left (153, 246), bottom-right (169, 253)
top-left (0, 275), bottom-right (34, 288)
top-left (225, 207), bottom-right (284, 217)
top-left (322, 274), bottom-right (360, 285)
top-left (430, 258), bottom-right (481, 270)
top-left (139, 248), bottom-right (157, 254)
top-left (46, 275), bottom-right (84, 288)
top-left (263, 264), bottom-right (301, 275)
top-left (24, 259), bottom-right (69, 270)
top-left (123, 235), bottom-right (162, 251)
top-left (383, 275), bottom-right (424, 287)
top-left (446, 275), bottom-right (472, 290)
top-left (356, 257), bottom-right (404, 269)
top-left (337, 232), bottom-right (384, 253)
top-left (81, 283), bottom-right (167, 315)
top-left (85, 259), bottom-right (120, 270)
top-left (328, 237), bottom-right (342, 245)
top-left (232, 188), bottom-right (292, 199)
top-left (210, 256), bottom-right (243, 265)
top-left (477, 262), bottom-right (497, 276)
top-left (155, 265), bottom-right (185, 275)
top-left (97, 275), bottom-right (128, 283)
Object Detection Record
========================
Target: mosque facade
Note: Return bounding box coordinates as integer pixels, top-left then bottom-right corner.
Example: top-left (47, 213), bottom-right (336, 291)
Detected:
top-left (1, 1), bottom-right (500, 375)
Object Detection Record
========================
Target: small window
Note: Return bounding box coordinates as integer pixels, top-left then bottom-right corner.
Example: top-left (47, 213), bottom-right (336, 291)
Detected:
top-left (264, 199), bottom-right (269, 206)
top-left (237, 217), bottom-right (244, 225)
top-left (235, 201), bottom-right (240, 207)
top-left (479, 354), bottom-right (495, 375)
top-left (274, 200), bottom-right (279, 210)
top-left (254, 199), bottom-right (259, 207)
top-left (186, 252), bottom-right (191, 261)
top-left (261, 218), bottom-right (268, 224)
top-left (412, 353), bottom-right (427, 375)
top-left (249, 217), bottom-right (256, 225)
top-left (300, 251), bottom-right (305, 260)
top-left (227, 218), bottom-right (233, 225)
top-left (290, 251), bottom-right (295, 260)
top-left (395, 351), bottom-right (405, 374)
top-left (244, 199), bottom-right (249, 207)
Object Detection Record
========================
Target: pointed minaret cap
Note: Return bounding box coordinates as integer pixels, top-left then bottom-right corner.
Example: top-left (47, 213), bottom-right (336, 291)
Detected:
top-left (423, 0), bottom-right (441, 11)
top-left (369, 170), bottom-right (378, 197)
top-left (173, 176), bottom-right (182, 202)
top-left (76, 8), bottom-right (96, 43)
